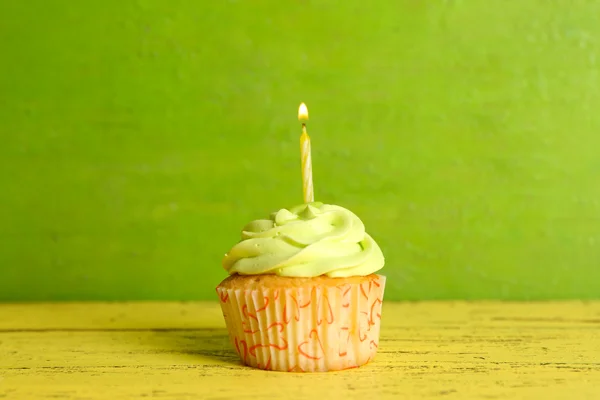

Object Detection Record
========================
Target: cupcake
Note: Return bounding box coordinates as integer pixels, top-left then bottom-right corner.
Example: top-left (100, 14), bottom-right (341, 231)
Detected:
top-left (216, 202), bottom-right (385, 372)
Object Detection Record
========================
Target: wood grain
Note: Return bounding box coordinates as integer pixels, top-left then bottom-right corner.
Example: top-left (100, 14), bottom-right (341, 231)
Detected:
top-left (1, 302), bottom-right (599, 399)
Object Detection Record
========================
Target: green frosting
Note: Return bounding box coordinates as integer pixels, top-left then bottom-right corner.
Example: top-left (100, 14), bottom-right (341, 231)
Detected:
top-left (222, 202), bottom-right (385, 278)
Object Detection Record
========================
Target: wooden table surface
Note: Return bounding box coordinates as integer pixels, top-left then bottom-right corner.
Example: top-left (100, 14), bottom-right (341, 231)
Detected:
top-left (1, 301), bottom-right (599, 399)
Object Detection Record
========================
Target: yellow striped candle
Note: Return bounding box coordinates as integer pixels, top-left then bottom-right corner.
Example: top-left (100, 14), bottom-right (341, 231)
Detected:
top-left (298, 103), bottom-right (314, 203)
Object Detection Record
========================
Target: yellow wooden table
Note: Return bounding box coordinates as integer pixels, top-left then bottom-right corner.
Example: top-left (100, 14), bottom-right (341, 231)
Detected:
top-left (1, 302), bottom-right (599, 399)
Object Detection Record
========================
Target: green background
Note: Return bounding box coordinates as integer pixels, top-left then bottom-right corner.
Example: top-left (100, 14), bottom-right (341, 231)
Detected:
top-left (1, 0), bottom-right (599, 301)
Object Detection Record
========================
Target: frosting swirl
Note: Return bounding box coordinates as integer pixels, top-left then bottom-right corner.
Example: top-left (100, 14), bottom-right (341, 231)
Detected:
top-left (222, 202), bottom-right (384, 278)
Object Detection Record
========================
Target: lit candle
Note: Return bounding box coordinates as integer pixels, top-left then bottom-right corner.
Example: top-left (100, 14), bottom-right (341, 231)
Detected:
top-left (298, 103), bottom-right (314, 203)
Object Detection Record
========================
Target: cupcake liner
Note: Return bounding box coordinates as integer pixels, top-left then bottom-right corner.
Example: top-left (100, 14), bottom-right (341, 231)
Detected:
top-left (216, 275), bottom-right (386, 372)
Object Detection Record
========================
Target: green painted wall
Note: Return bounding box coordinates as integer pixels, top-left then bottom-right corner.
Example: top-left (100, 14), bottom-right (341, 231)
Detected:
top-left (1, 1), bottom-right (599, 301)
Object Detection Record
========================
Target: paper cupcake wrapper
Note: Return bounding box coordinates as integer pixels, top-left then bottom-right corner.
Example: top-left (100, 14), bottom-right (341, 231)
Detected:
top-left (216, 274), bottom-right (386, 372)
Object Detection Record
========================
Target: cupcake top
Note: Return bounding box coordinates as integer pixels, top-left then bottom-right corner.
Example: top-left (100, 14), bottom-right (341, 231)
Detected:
top-left (222, 202), bottom-right (384, 278)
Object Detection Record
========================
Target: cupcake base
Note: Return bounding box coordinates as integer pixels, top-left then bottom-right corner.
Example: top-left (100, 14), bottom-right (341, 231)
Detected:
top-left (216, 274), bottom-right (386, 372)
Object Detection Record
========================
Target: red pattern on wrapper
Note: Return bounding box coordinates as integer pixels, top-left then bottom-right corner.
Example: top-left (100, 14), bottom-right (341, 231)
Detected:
top-left (317, 293), bottom-right (334, 326)
top-left (283, 295), bottom-right (300, 324)
top-left (219, 291), bottom-right (229, 303)
top-left (216, 274), bottom-right (386, 372)
top-left (234, 337), bottom-right (248, 363)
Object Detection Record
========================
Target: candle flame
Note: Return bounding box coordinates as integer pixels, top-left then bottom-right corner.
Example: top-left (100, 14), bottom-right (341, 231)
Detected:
top-left (298, 103), bottom-right (309, 121)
